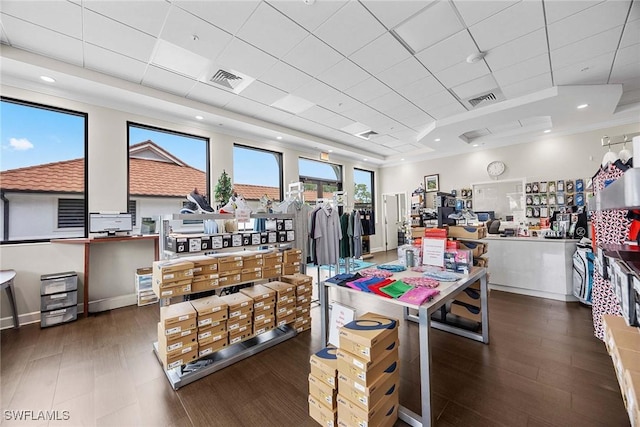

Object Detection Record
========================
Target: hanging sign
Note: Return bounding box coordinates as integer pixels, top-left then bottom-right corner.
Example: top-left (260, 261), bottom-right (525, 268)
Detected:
top-left (235, 208), bottom-right (251, 223)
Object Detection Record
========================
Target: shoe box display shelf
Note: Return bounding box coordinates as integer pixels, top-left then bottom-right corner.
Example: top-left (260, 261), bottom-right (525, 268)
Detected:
top-left (153, 212), bottom-right (305, 390)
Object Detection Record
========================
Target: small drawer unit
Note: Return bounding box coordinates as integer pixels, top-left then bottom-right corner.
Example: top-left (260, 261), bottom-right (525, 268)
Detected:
top-left (136, 267), bottom-right (157, 307)
top-left (40, 271), bottom-right (78, 328)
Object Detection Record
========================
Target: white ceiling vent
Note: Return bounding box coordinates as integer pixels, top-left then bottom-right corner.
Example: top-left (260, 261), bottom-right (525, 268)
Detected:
top-left (355, 130), bottom-right (379, 140)
top-left (462, 88), bottom-right (506, 109)
top-left (206, 67), bottom-right (255, 94)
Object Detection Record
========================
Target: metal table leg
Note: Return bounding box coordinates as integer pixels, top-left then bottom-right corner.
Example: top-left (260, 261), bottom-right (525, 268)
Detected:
top-left (320, 281), bottom-right (329, 348)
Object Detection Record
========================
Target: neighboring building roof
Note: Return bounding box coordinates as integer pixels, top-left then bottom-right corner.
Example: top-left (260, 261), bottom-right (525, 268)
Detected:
top-left (0, 158), bottom-right (84, 193)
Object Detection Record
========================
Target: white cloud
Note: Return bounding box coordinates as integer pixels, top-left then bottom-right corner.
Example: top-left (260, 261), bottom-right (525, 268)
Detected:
top-left (9, 138), bottom-right (34, 151)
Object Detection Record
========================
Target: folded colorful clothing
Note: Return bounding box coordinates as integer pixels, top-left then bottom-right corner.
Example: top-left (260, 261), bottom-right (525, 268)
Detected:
top-left (367, 279), bottom-right (397, 298)
top-left (351, 276), bottom-right (385, 293)
top-left (422, 270), bottom-right (462, 282)
top-left (326, 273), bottom-right (356, 284)
top-left (398, 287), bottom-right (440, 305)
top-left (380, 280), bottom-right (413, 298)
top-left (358, 268), bottom-right (394, 278)
top-left (401, 276), bottom-right (440, 288)
top-left (377, 264), bottom-right (406, 272)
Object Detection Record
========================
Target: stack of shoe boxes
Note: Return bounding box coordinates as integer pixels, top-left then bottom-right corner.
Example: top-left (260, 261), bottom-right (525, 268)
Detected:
top-left (281, 273), bottom-right (313, 333)
top-left (265, 281), bottom-right (297, 327)
top-left (262, 252), bottom-right (283, 279)
top-left (217, 255), bottom-right (244, 288)
top-left (241, 253), bottom-right (263, 283)
top-left (157, 301), bottom-right (198, 370)
top-left (450, 280), bottom-right (483, 322)
top-left (190, 295), bottom-right (228, 358)
top-left (221, 292), bottom-right (254, 344)
top-left (336, 312), bottom-right (400, 427)
top-left (283, 248), bottom-right (303, 275)
top-left (308, 347), bottom-right (339, 426)
top-left (240, 284), bottom-right (277, 336)
top-left (152, 260), bottom-right (194, 298)
top-left (189, 256), bottom-right (219, 293)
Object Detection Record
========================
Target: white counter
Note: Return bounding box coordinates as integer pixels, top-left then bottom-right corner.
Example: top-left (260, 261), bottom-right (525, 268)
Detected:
top-left (485, 236), bottom-right (579, 301)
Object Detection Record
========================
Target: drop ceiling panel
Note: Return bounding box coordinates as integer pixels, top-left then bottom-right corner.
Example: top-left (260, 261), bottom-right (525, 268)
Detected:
top-left (620, 19), bottom-right (640, 49)
top-left (84, 43), bottom-right (147, 83)
top-left (349, 33), bottom-right (411, 76)
top-left (173, 1), bottom-right (260, 36)
top-left (434, 59), bottom-right (490, 88)
top-left (484, 28), bottom-right (548, 72)
top-left (553, 51), bottom-right (615, 85)
top-left (298, 106), bottom-right (353, 129)
top-left (236, 2), bottom-right (308, 59)
top-left (610, 60), bottom-right (640, 83)
top-left (186, 82), bottom-right (237, 107)
top-left (83, 1), bottom-right (170, 37)
top-left (341, 121), bottom-right (371, 135)
top-left (487, 120), bottom-right (522, 134)
top-left (359, 0), bottom-right (433, 29)
top-left (224, 96), bottom-right (268, 117)
top-left (452, 74), bottom-right (499, 100)
top-left (341, 104), bottom-right (390, 128)
top-left (618, 88), bottom-right (640, 106)
top-left (493, 53), bottom-right (550, 88)
top-left (415, 30), bottom-right (478, 74)
top-left (411, 89), bottom-right (460, 111)
top-left (252, 106), bottom-right (295, 124)
top-left (368, 91), bottom-right (409, 113)
top-left (344, 77), bottom-right (392, 103)
top-left (379, 137), bottom-right (404, 148)
top-left (142, 66), bottom-right (197, 97)
top-left (550, 25), bottom-right (623, 70)
top-left (547, 1), bottom-right (631, 50)
top-left (424, 101), bottom-right (467, 120)
top-left (394, 1), bottom-right (464, 53)
top-left (613, 43), bottom-right (640, 69)
top-left (271, 94), bottom-right (315, 114)
top-left (394, 144), bottom-right (420, 153)
top-left (630, 0), bottom-right (640, 21)
top-left (259, 61), bottom-right (313, 93)
top-left (160, 7), bottom-right (233, 61)
top-left (318, 92), bottom-right (362, 114)
top-left (282, 35), bottom-right (343, 77)
top-left (375, 57), bottom-right (428, 92)
top-left (216, 38), bottom-right (278, 79)
top-left (151, 39), bottom-right (210, 79)
top-left (0, 15), bottom-right (83, 65)
top-left (452, 0), bottom-right (519, 27)
top-left (0, 26), bottom-right (8, 44)
top-left (239, 81), bottom-right (287, 105)
top-left (292, 78), bottom-right (340, 105)
top-left (470, 1), bottom-right (544, 51)
top-left (314, 1), bottom-right (387, 57)
top-left (83, 10), bottom-right (156, 63)
top-left (500, 72), bottom-right (552, 98)
top-left (397, 75), bottom-right (445, 101)
top-left (544, 0), bottom-right (603, 24)
top-left (390, 127), bottom-right (418, 141)
top-left (267, 0), bottom-right (348, 32)
top-left (1, 0), bottom-right (82, 39)
top-left (317, 59), bottom-right (370, 92)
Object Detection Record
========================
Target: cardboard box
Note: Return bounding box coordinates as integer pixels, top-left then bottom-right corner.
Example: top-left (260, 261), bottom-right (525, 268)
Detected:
top-left (338, 369), bottom-right (399, 411)
top-left (218, 255), bottom-right (244, 272)
top-left (242, 253), bottom-right (264, 269)
top-left (337, 348), bottom-right (399, 387)
top-left (157, 323), bottom-right (196, 354)
top-left (447, 225), bottom-right (487, 240)
top-left (276, 304), bottom-right (296, 319)
top-left (241, 268), bottom-right (263, 282)
top-left (284, 263), bottom-right (301, 275)
top-left (228, 308), bottom-right (253, 323)
top-left (153, 280), bottom-right (192, 298)
top-left (197, 324), bottom-right (227, 342)
top-left (218, 271), bottom-right (242, 288)
top-left (263, 252), bottom-right (283, 267)
top-left (296, 323), bottom-right (312, 333)
top-left (276, 312), bottom-right (296, 327)
top-left (189, 256), bottom-right (219, 275)
top-left (284, 249), bottom-right (302, 263)
top-left (453, 287), bottom-right (481, 307)
top-left (262, 265), bottom-right (282, 279)
top-left (240, 284), bottom-right (276, 302)
top-left (309, 373), bottom-right (338, 410)
top-left (191, 272), bottom-right (220, 282)
top-left (310, 347), bottom-right (338, 389)
top-left (220, 292), bottom-right (254, 312)
top-left (450, 301), bottom-right (481, 322)
top-left (254, 310), bottom-right (275, 322)
top-left (475, 256), bottom-right (489, 268)
top-left (297, 294), bottom-right (312, 306)
top-left (253, 322), bottom-right (275, 336)
top-left (190, 277), bottom-right (220, 293)
top-left (336, 389), bottom-right (398, 427)
top-left (339, 313), bottom-right (399, 362)
top-left (227, 316), bottom-right (253, 333)
top-left (253, 297), bottom-right (276, 310)
top-left (165, 235), bottom-right (188, 253)
top-left (295, 318), bottom-right (311, 331)
top-left (253, 315), bottom-right (275, 328)
top-left (297, 305), bottom-right (311, 316)
top-left (266, 281), bottom-right (296, 300)
top-left (210, 235), bottom-right (223, 249)
top-left (197, 313), bottom-right (228, 329)
top-left (198, 337), bottom-right (228, 357)
top-left (229, 329), bottom-right (253, 345)
top-left (190, 295), bottom-right (227, 318)
top-left (309, 395), bottom-right (337, 427)
top-left (281, 273), bottom-right (313, 286)
top-left (623, 370), bottom-right (640, 424)
top-left (459, 241), bottom-right (486, 258)
top-left (160, 301), bottom-right (197, 328)
top-left (152, 260), bottom-right (194, 285)
top-left (231, 234), bottom-right (243, 247)
top-left (199, 235), bottom-right (211, 251)
top-left (159, 346), bottom-right (198, 370)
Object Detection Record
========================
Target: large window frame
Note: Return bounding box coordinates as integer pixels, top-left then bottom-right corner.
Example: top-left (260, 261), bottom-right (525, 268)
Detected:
top-left (0, 97), bottom-right (88, 243)
top-left (232, 144), bottom-right (284, 202)
top-left (298, 158), bottom-right (343, 205)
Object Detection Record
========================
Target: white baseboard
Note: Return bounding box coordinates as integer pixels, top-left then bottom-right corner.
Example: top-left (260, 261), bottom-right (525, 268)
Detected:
top-left (0, 294), bottom-right (138, 330)
top-left (489, 284), bottom-right (578, 302)
top-left (370, 246), bottom-right (385, 253)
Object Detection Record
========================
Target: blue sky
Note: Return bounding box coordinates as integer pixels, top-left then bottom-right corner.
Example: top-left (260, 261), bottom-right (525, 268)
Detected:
top-left (129, 126), bottom-right (207, 171)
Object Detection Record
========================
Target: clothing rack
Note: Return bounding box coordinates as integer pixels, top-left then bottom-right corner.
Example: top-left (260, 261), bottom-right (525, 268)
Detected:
top-left (601, 132), bottom-right (640, 147)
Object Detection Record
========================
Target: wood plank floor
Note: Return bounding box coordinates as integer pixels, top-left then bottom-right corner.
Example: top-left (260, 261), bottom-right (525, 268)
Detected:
top-left (0, 251), bottom-right (630, 427)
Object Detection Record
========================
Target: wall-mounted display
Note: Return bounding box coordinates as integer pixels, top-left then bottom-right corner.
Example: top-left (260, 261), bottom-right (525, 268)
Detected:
top-left (576, 179), bottom-right (584, 192)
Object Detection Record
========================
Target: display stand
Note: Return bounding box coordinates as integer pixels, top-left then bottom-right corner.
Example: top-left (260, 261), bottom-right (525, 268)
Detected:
top-left (153, 212), bottom-right (298, 390)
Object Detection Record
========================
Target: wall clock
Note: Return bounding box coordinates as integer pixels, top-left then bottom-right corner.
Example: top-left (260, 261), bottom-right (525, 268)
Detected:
top-left (487, 160), bottom-right (506, 178)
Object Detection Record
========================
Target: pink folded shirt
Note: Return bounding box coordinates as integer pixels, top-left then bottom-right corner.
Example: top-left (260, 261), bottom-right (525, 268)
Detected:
top-left (397, 287), bottom-right (440, 305)
top-left (401, 276), bottom-right (439, 288)
top-left (358, 268), bottom-right (394, 278)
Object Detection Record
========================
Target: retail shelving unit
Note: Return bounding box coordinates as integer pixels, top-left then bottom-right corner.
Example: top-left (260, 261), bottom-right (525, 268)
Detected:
top-left (153, 212), bottom-right (298, 390)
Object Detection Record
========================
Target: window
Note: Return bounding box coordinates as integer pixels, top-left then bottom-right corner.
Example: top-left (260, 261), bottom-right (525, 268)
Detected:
top-left (128, 123), bottom-right (208, 233)
top-left (0, 97), bottom-right (87, 242)
top-left (298, 158), bottom-right (342, 205)
top-left (354, 168), bottom-right (374, 206)
top-left (233, 145), bottom-right (283, 205)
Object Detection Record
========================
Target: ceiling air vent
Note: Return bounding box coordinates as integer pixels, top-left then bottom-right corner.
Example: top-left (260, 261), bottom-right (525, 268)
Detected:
top-left (210, 69), bottom-right (244, 90)
top-left (463, 88), bottom-right (505, 109)
top-left (355, 130), bottom-right (379, 140)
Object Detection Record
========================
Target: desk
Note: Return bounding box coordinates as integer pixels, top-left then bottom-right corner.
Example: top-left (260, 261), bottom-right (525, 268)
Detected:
top-left (0, 270), bottom-right (19, 328)
top-left (52, 235), bottom-right (159, 317)
top-left (319, 266), bottom-right (489, 427)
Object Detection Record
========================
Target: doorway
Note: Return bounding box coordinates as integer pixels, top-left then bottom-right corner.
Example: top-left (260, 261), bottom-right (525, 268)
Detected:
top-left (382, 192), bottom-right (407, 252)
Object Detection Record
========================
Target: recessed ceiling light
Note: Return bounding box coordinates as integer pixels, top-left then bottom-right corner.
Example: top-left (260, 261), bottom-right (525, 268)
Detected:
top-left (577, 104), bottom-right (589, 109)
top-left (400, 158), bottom-right (405, 161)
top-left (328, 149), bottom-right (333, 153)
top-left (543, 129), bottom-right (551, 133)
top-left (195, 115), bottom-right (204, 120)
top-left (434, 138), bottom-right (440, 142)
top-left (276, 136), bottom-right (282, 140)
top-left (40, 75), bottom-right (55, 83)
top-left (472, 143), bottom-right (479, 147)
top-left (363, 158), bottom-right (368, 161)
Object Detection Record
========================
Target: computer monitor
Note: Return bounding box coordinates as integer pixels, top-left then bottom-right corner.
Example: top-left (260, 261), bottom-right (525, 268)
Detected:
top-left (475, 211), bottom-right (495, 221)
